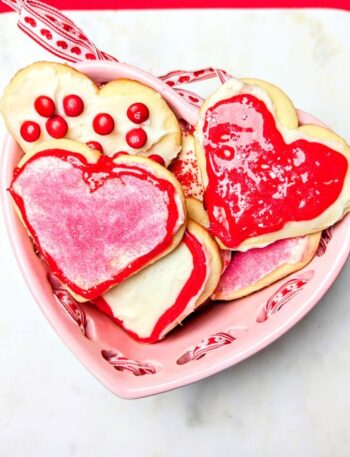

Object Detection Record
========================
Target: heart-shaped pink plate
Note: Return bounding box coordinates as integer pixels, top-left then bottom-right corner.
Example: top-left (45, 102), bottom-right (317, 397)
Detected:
top-left (2, 61), bottom-right (350, 398)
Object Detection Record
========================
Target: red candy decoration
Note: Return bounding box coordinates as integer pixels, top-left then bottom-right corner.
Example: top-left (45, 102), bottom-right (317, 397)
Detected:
top-left (126, 128), bottom-right (148, 149)
top-left (20, 121), bottom-right (41, 142)
top-left (127, 103), bottom-right (149, 124)
top-left (46, 115), bottom-right (68, 139)
top-left (86, 141), bottom-right (103, 153)
top-left (63, 95), bottom-right (84, 117)
top-left (149, 154), bottom-right (165, 166)
top-left (34, 96), bottom-right (55, 118)
top-left (93, 113), bottom-right (114, 135)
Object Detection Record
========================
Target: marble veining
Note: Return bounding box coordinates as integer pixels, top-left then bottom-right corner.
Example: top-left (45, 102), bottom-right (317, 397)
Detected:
top-left (1, 8), bottom-right (350, 457)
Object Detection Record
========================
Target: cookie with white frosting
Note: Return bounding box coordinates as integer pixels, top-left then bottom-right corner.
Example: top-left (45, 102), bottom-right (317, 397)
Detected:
top-left (0, 61), bottom-right (181, 166)
top-left (94, 220), bottom-right (222, 343)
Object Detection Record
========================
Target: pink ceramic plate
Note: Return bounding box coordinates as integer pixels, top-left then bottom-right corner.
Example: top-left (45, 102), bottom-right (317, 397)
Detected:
top-left (2, 61), bottom-right (350, 398)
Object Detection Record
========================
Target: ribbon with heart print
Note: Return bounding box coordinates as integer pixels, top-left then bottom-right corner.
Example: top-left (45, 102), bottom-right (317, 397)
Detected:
top-left (1, 0), bottom-right (232, 106)
top-left (160, 67), bottom-right (232, 106)
top-left (2, 0), bottom-right (117, 62)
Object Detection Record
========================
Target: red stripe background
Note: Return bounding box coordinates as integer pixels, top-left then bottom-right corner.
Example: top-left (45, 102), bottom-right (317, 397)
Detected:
top-left (1, 0), bottom-right (350, 12)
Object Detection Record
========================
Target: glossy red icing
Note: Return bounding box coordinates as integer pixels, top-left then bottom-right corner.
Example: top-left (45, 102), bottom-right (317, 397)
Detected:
top-left (127, 102), bottom-right (149, 124)
top-left (46, 115), bottom-right (68, 138)
top-left (202, 94), bottom-right (348, 248)
top-left (63, 94), bottom-right (84, 117)
top-left (86, 141), bottom-right (103, 153)
top-left (10, 149), bottom-right (183, 300)
top-left (149, 154), bottom-right (165, 166)
top-left (34, 95), bottom-right (56, 118)
top-left (20, 120), bottom-right (41, 142)
top-left (93, 113), bottom-right (114, 135)
top-left (94, 231), bottom-right (207, 343)
top-left (126, 128), bottom-right (147, 149)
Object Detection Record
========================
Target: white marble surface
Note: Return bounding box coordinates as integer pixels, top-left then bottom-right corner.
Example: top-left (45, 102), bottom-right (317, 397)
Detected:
top-left (1, 7), bottom-right (350, 456)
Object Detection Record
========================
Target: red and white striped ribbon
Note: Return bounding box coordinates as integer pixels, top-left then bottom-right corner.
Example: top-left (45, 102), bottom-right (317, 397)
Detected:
top-left (2, 0), bottom-right (117, 62)
top-left (159, 67), bottom-right (232, 86)
top-left (2, 0), bottom-right (232, 102)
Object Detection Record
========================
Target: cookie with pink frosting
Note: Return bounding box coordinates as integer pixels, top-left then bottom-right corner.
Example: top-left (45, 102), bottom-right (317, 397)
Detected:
top-left (9, 140), bottom-right (186, 301)
top-left (183, 198), bottom-right (321, 301)
top-left (94, 221), bottom-right (222, 343)
top-left (212, 232), bottom-right (321, 301)
top-left (0, 61), bottom-right (181, 166)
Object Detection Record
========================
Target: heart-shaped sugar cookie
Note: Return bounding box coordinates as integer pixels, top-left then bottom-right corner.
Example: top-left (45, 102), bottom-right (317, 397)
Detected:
top-left (195, 78), bottom-right (350, 250)
top-left (9, 140), bottom-right (186, 301)
top-left (212, 232), bottom-right (320, 301)
top-left (94, 221), bottom-right (222, 343)
top-left (0, 62), bottom-right (181, 166)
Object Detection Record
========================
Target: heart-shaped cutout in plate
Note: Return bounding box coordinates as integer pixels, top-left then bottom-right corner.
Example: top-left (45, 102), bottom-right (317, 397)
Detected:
top-left (2, 61), bottom-right (350, 398)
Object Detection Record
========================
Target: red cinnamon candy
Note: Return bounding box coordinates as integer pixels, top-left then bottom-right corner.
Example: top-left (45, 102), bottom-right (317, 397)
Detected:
top-left (34, 95), bottom-right (55, 117)
top-left (46, 115), bottom-right (68, 138)
top-left (20, 120), bottom-right (40, 142)
top-left (93, 113), bottom-right (115, 135)
top-left (63, 95), bottom-right (84, 117)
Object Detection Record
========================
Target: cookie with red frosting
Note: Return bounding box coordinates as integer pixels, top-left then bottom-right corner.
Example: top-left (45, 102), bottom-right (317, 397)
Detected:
top-left (9, 140), bottom-right (186, 301)
top-left (195, 78), bottom-right (350, 250)
top-left (212, 232), bottom-right (321, 301)
top-left (185, 197), bottom-right (321, 300)
top-left (0, 61), bottom-right (181, 166)
top-left (94, 220), bottom-right (222, 343)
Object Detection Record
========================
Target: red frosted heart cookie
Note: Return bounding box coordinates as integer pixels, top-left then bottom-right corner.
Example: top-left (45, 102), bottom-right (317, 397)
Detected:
top-left (0, 62), bottom-right (181, 166)
top-left (195, 78), bottom-right (350, 250)
top-left (212, 232), bottom-right (320, 301)
top-left (94, 221), bottom-right (222, 343)
top-left (9, 140), bottom-right (186, 301)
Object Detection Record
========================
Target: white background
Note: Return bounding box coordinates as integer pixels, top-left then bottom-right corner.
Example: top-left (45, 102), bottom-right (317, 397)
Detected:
top-left (1, 8), bottom-right (350, 456)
